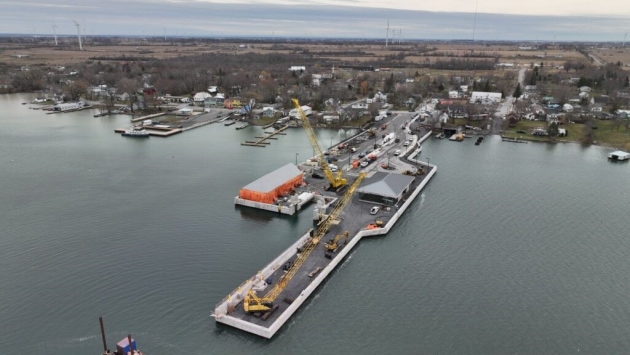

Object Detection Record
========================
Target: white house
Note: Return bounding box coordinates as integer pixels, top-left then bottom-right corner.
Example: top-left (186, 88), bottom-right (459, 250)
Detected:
top-left (460, 85), bottom-right (469, 92)
top-left (193, 92), bottom-right (211, 104)
top-left (579, 86), bottom-right (592, 93)
top-left (563, 103), bottom-right (574, 112)
top-left (373, 91), bottom-right (387, 102)
top-left (207, 86), bottom-right (218, 94)
top-left (262, 107), bottom-right (276, 117)
top-left (579, 91), bottom-right (589, 99)
top-left (289, 105), bottom-right (312, 118)
top-left (351, 102), bottom-right (368, 110)
top-left (469, 91), bottom-right (502, 104)
top-left (322, 115), bottom-right (340, 123)
top-left (289, 66), bottom-right (306, 72)
top-left (405, 78), bottom-right (415, 83)
top-left (449, 91), bottom-right (460, 99)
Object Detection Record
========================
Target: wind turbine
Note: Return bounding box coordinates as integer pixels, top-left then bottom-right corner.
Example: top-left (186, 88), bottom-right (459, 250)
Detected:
top-left (51, 20), bottom-right (58, 46)
top-left (385, 19), bottom-right (390, 48)
top-left (72, 19), bottom-right (83, 50)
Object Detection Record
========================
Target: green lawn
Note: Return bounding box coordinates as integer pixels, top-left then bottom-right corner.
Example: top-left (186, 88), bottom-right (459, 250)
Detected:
top-left (502, 119), bottom-right (630, 148)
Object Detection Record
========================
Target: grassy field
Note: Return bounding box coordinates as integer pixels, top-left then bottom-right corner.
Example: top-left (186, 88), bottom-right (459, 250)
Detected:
top-left (503, 119), bottom-right (630, 148)
top-left (1, 40), bottom-right (591, 68)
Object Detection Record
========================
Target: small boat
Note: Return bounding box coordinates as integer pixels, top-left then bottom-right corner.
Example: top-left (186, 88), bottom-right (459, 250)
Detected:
top-left (121, 126), bottom-right (149, 138)
top-left (449, 133), bottom-right (464, 142)
top-left (224, 120), bottom-right (236, 126)
top-left (98, 317), bottom-right (146, 355)
top-left (475, 137), bottom-right (484, 145)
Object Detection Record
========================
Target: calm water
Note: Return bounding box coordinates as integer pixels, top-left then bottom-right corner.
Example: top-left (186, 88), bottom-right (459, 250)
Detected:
top-left (1, 93), bottom-right (629, 354)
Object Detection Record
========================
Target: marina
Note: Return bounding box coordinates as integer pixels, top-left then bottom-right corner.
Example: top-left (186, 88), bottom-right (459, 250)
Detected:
top-left (4, 93), bottom-right (630, 354)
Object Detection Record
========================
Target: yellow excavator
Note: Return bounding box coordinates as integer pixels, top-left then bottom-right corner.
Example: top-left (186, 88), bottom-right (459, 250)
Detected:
top-left (324, 231), bottom-right (349, 252)
top-left (243, 173), bottom-right (365, 314)
top-left (292, 99), bottom-right (347, 190)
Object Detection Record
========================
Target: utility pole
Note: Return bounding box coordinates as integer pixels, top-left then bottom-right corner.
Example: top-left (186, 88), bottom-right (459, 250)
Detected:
top-left (385, 20), bottom-right (390, 48)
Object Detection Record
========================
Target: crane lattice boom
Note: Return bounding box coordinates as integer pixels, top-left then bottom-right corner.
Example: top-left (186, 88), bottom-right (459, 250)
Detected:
top-left (244, 173), bottom-right (366, 313)
top-left (291, 99), bottom-right (346, 189)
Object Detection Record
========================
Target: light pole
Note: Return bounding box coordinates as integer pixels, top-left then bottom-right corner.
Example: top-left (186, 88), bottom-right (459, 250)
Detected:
top-left (426, 157), bottom-right (431, 171)
top-left (295, 152), bottom-right (299, 166)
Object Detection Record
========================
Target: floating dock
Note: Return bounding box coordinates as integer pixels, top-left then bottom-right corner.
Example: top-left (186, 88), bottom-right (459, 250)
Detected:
top-left (241, 125), bottom-right (289, 148)
top-left (214, 130), bottom-right (436, 338)
top-left (114, 127), bottom-right (182, 137)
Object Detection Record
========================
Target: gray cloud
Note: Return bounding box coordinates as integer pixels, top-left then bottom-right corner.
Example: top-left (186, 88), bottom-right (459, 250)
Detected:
top-left (1, 0), bottom-right (628, 41)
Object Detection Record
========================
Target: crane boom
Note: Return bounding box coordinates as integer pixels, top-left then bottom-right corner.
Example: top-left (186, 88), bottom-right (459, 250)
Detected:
top-left (244, 172), bottom-right (366, 313)
top-left (291, 99), bottom-right (346, 189)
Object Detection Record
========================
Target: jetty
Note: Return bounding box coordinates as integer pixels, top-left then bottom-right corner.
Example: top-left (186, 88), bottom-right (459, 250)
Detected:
top-left (241, 125), bottom-right (289, 147)
top-left (215, 128), bottom-right (436, 338)
top-left (501, 136), bottom-right (528, 143)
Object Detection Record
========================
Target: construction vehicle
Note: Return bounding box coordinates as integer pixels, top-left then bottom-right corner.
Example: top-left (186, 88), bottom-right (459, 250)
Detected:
top-left (324, 231), bottom-right (349, 252)
top-left (243, 173), bottom-right (366, 314)
top-left (292, 99), bottom-right (346, 190)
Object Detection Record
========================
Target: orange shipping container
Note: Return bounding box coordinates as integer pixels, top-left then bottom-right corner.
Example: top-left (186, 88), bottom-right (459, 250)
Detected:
top-left (238, 163), bottom-right (304, 204)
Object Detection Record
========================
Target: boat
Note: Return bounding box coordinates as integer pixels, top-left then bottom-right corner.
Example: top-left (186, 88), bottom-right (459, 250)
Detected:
top-left (224, 120), bottom-right (236, 126)
top-left (98, 317), bottom-right (145, 355)
top-left (121, 127), bottom-right (149, 138)
top-left (434, 133), bottom-right (445, 139)
top-left (475, 137), bottom-right (484, 145)
top-left (449, 133), bottom-right (464, 142)
top-left (608, 150), bottom-right (630, 161)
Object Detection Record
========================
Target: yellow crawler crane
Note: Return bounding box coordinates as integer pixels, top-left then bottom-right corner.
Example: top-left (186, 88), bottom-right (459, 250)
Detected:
top-left (292, 98), bottom-right (347, 190)
top-left (324, 231), bottom-right (349, 252)
top-left (244, 172), bottom-right (366, 314)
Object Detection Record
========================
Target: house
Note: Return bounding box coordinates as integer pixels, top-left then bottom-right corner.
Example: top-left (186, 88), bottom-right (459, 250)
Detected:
top-left (178, 107), bottom-right (193, 115)
top-left (506, 112), bottom-right (520, 127)
top-left (193, 92), bottom-right (211, 104)
top-left (579, 91), bottom-right (590, 99)
top-left (373, 91), bottom-right (387, 102)
top-left (289, 105), bottom-right (312, 118)
top-left (579, 86), bottom-right (592, 93)
top-left (460, 85), bottom-right (469, 92)
top-left (469, 91), bottom-right (502, 104)
top-left (558, 128), bottom-right (567, 137)
top-left (207, 86), bottom-right (218, 94)
top-left (142, 87), bottom-right (156, 96)
top-left (262, 107), bottom-right (276, 117)
top-left (563, 103), bottom-right (574, 112)
top-left (289, 66), bottom-right (306, 72)
top-left (224, 98), bottom-right (243, 109)
top-left (351, 102), bottom-right (368, 110)
top-left (449, 91), bottom-right (460, 99)
top-left (322, 115), bottom-right (340, 123)
top-left (524, 85), bottom-right (537, 92)
top-left (205, 96), bottom-right (225, 107)
top-left (405, 78), bottom-right (415, 83)
top-left (593, 95), bottom-right (609, 105)
top-left (496, 63), bottom-right (515, 68)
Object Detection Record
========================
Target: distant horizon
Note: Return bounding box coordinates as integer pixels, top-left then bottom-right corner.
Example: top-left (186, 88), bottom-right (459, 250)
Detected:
top-left (1, 1), bottom-right (629, 42)
top-left (1, 34), bottom-right (627, 44)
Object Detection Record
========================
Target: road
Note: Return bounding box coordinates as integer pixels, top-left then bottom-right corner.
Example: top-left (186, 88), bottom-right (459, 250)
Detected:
top-left (490, 67), bottom-right (527, 134)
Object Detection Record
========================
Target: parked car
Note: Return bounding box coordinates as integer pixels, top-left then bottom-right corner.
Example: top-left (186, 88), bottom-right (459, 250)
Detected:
top-left (394, 149), bottom-right (402, 156)
top-left (370, 206), bottom-right (380, 215)
top-left (403, 140), bottom-right (411, 146)
top-left (358, 152), bottom-right (366, 158)
top-left (360, 161), bottom-right (369, 168)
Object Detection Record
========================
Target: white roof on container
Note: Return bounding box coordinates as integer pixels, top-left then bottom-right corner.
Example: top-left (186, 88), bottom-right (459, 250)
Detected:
top-left (242, 163), bottom-right (302, 193)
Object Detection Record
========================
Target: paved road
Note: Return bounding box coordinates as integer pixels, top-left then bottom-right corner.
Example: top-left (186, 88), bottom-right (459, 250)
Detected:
top-left (490, 67), bottom-right (527, 135)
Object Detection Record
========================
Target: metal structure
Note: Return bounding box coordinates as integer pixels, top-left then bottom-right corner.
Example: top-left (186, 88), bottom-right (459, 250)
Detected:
top-left (291, 98), bottom-right (347, 190)
top-left (244, 173), bottom-right (366, 313)
top-left (324, 231), bottom-right (349, 252)
top-left (72, 19), bottom-right (83, 50)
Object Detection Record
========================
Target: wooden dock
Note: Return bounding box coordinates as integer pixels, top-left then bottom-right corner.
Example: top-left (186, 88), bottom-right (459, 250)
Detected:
top-left (501, 136), bottom-right (528, 143)
top-left (241, 125), bottom-right (289, 147)
top-left (130, 112), bottom-right (166, 123)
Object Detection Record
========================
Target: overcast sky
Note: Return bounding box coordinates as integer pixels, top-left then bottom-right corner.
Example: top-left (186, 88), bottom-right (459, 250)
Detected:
top-left (1, 0), bottom-right (628, 41)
